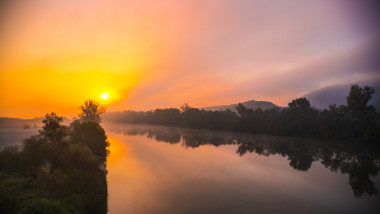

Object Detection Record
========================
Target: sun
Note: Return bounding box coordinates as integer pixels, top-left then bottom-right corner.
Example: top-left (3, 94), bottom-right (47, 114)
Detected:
top-left (101, 93), bottom-right (109, 100)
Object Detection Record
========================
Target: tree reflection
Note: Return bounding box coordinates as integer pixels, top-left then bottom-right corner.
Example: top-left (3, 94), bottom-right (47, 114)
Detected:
top-left (106, 124), bottom-right (380, 197)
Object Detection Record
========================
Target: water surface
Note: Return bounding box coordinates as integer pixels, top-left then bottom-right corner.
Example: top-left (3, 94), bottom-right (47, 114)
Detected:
top-left (104, 123), bottom-right (380, 214)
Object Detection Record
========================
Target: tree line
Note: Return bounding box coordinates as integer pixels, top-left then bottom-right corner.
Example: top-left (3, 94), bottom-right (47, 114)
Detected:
top-left (104, 85), bottom-right (380, 143)
top-left (0, 100), bottom-right (109, 214)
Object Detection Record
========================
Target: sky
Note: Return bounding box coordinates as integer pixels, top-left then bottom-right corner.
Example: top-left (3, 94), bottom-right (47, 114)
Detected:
top-left (0, 0), bottom-right (379, 118)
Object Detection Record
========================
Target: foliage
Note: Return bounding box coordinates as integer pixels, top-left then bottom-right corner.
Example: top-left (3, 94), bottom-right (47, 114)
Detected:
top-left (0, 104), bottom-right (108, 213)
top-left (103, 85), bottom-right (379, 143)
top-left (288, 97), bottom-right (311, 110)
top-left (40, 113), bottom-right (68, 142)
top-left (320, 85), bottom-right (379, 142)
top-left (18, 198), bottom-right (74, 214)
top-left (78, 100), bottom-right (105, 123)
top-left (69, 120), bottom-right (109, 163)
top-left (347, 85), bottom-right (376, 114)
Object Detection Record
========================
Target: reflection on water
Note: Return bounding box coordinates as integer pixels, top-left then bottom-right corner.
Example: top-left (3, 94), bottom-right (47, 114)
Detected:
top-left (104, 123), bottom-right (380, 214)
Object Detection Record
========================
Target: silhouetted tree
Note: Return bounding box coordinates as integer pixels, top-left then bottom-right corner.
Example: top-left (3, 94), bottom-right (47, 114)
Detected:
top-left (69, 120), bottom-right (109, 162)
top-left (288, 97), bottom-right (311, 110)
top-left (180, 103), bottom-right (191, 112)
top-left (0, 106), bottom-right (108, 213)
top-left (347, 85), bottom-right (376, 114)
top-left (101, 85), bottom-right (379, 143)
top-left (319, 104), bottom-right (349, 138)
top-left (320, 85), bottom-right (379, 142)
top-left (39, 113), bottom-right (68, 142)
top-left (236, 103), bottom-right (253, 118)
top-left (78, 100), bottom-right (105, 123)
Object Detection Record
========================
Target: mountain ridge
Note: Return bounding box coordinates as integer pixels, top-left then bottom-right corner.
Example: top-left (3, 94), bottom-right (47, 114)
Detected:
top-left (199, 100), bottom-right (278, 112)
top-left (303, 77), bottom-right (380, 111)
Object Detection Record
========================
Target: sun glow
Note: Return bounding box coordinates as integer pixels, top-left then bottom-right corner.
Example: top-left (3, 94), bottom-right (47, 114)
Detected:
top-left (101, 93), bottom-right (109, 100)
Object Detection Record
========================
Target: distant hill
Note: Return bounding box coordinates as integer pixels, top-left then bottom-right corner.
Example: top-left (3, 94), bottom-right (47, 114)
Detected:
top-left (0, 116), bottom-right (72, 128)
top-left (303, 78), bottom-right (380, 111)
top-left (0, 117), bottom-right (43, 128)
top-left (199, 100), bottom-right (278, 112)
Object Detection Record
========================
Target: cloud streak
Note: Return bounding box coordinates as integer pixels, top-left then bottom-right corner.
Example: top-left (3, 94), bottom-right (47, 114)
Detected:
top-left (0, 0), bottom-right (379, 116)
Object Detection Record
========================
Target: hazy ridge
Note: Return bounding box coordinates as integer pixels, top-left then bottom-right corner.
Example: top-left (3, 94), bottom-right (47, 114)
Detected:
top-left (304, 78), bottom-right (380, 111)
top-left (199, 100), bottom-right (278, 112)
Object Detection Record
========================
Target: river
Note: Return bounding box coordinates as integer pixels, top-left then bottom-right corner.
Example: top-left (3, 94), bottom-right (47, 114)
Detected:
top-left (1, 122), bottom-right (379, 213)
top-left (103, 123), bottom-right (380, 214)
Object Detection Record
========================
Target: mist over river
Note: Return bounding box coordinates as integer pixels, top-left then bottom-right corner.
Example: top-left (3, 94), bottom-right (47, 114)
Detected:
top-left (1, 121), bottom-right (379, 213)
top-left (103, 123), bottom-right (380, 214)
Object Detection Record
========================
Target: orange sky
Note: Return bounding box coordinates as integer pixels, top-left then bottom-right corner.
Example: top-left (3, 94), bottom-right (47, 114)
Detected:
top-left (0, 0), bottom-right (379, 118)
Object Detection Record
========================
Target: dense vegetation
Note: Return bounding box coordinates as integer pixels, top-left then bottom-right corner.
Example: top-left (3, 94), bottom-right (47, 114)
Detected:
top-left (0, 100), bottom-right (109, 214)
top-left (104, 85), bottom-right (380, 143)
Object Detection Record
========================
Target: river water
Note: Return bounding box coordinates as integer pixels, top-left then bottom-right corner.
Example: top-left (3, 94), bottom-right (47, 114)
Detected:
top-left (103, 123), bottom-right (380, 214)
top-left (1, 122), bottom-right (379, 213)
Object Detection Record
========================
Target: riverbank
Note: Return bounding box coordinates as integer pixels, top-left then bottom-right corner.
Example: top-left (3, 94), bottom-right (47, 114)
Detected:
top-left (0, 114), bottom-right (109, 214)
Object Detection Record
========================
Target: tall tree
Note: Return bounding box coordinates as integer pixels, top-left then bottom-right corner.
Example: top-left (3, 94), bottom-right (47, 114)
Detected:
top-left (39, 112), bottom-right (68, 142)
top-left (347, 85), bottom-right (376, 115)
top-left (78, 100), bottom-right (105, 123)
top-left (346, 85), bottom-right (378, 141)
